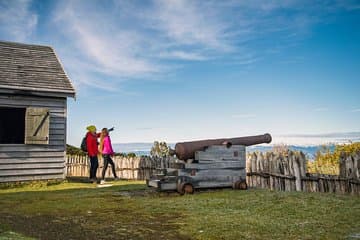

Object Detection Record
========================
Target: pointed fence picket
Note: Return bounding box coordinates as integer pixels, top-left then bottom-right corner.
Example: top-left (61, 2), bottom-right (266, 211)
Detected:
top-left (246, 150), bottom-right (359, 195)
top-left (65, 155), bottom-right (173, 180)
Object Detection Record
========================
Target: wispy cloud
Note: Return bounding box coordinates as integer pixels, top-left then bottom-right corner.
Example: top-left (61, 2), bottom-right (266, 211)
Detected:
top-left (2, 0), bottom-right (356, 92)
top-left (314, 107), bottom-right (329, 112)
top-left (351, 108), bottom-right (360, 112)
top-left (0, 0), bottom-right (37, 41)
top-left (228, 53), bottom-right (261, 65)
top-left (158, 51), bottom-right (208, 61)
top-left (335, 0), bottom-right (360, 10)
top-left (135, 127), bottom-right (154, 131)
top-left (280, 132), bottom-right (360, 138)
top-left (232, 114), bottom-right (256, 119)
top-left (53, 1), bottom-right (161, 78)
top-left (273, 132), bottom-right (360, 146)
top-left (52, 0), bottom-right (233, 88)
top-left (147, 0), bottom-right (233, 51)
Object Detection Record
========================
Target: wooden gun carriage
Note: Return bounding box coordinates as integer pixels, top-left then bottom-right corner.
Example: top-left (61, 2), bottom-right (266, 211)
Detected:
top-left (147, 134), bottom-right (272, 194)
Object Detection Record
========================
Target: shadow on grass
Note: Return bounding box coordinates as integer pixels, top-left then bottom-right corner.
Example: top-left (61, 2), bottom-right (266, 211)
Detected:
top-left (0, 178), bottom-right (148, 201)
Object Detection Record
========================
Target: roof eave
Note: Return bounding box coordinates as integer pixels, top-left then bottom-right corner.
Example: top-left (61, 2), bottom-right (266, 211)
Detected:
top-left (0, 86), bottom-right (76, 99)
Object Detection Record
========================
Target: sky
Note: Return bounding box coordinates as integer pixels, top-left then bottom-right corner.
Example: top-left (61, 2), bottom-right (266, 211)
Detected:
top-left (0, 0), bottom-right (360, 146)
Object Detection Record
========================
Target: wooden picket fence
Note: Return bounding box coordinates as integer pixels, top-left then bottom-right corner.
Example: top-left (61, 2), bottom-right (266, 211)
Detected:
top-left (66, 151), bottom-right (359, 194)
top-left (66, 155), bottom-right (172, 180)
top-left (246, 151), bottom-right (360, 195)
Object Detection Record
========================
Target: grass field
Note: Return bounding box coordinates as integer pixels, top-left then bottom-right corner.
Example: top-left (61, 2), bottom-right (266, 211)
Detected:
top-left (0, 180), bottom-right (359, 240)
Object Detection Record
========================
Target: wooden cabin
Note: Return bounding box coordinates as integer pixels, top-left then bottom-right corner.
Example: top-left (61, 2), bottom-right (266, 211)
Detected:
top-left (0, 41), bottom-right (76, 182)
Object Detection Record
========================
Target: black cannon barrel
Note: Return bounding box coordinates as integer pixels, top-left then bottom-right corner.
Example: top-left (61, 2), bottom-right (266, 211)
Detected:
top-left (174, 133), bottom-right (272, 160)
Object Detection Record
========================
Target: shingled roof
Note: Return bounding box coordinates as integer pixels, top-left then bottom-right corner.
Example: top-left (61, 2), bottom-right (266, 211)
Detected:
top-left (0, 41), bottom-right (75, 98)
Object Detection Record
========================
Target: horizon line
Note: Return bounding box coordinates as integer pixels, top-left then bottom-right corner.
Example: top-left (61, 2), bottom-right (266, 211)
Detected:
top-left (111, 131), bottom-right (360, 144)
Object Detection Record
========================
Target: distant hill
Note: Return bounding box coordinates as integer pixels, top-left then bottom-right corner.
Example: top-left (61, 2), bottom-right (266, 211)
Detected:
top-left (113, 143), bottom-right (163, 156)
top-left (246, 145), bottom-right (336, 159)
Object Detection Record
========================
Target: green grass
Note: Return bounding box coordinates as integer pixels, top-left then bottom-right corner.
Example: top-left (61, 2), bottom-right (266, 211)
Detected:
top-left (0, 180), bottom-right (359, 240)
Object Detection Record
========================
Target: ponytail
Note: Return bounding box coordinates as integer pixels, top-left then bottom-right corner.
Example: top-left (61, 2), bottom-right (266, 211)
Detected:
top-left (99, 133), bottom-right (105, 153)
top-left (99, 128), bottom-right (108, 154)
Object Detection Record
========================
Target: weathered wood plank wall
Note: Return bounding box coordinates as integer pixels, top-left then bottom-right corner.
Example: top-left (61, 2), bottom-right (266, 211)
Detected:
top-left (0, 94), bottom-right (67, 182)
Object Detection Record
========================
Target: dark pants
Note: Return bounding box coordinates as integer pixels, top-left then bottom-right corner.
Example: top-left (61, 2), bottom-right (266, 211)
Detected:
top-left (102, 154), bottom-right (117, 179)
top-left (89, 155), bottom-right (99, 180)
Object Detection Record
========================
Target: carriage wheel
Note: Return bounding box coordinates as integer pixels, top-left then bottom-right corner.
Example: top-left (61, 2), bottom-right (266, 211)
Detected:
top-left (239, 181), bottom-right (248, 190)
top-left (177, 183), bottom-right (194, 195)
top-left (177, 183), bottom-right (185, 195)
top-left (183, 183), bottom-right (194, 194)
top-left (233, 180), bottom-right (247, 190)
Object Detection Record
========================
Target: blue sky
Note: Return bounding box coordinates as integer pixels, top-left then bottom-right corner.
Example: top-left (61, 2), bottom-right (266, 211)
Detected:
top-left (0, 0), bottom-right (359, 146)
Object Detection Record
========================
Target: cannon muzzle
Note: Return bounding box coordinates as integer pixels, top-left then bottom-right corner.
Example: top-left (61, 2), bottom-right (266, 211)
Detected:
top-left (173, 133), bottom-right (272, 160)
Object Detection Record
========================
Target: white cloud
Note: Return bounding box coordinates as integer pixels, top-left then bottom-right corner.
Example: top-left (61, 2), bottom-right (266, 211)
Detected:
top-left (314, 107), bottom-right (329, 112)
top-left (46, 0), bottom-right (358, 91)
top-left (0, 0), bottom-right (37, 41)
top-left (274, 132), bottom-right (360, 146)
top-left (51, 0), bottom-right (236, 89)
top-left (229, 53), bottom-right (261, 65)
top-left (351, 108), bottom-right (360, 112)
top-left (53, 1), bottom-right (161, 80)
top-left (159, 51), bottom-right (208, 61)
top-left (280, 132), bottom-right (360, 138)
top-left (232, 114), bottom-right (256, 119)
top-left (148, 0), bottom-right (232, 51)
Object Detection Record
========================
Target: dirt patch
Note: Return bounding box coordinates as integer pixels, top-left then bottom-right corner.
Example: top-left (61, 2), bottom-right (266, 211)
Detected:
top-left (113, 189), bottom-right (181, 198)
top-left (1, 210), bottom-right (191, 240)
top-left (113, 187), bottom-right (227, 198)
top-left (113, 189), bottom-right (157, 198)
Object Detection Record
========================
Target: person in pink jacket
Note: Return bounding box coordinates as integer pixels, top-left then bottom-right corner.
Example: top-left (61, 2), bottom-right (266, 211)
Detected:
top-left (99, 128), bottom-right (118, 184)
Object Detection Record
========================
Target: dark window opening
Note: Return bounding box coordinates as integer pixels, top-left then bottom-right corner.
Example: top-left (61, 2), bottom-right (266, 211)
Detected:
top-left (0, 107), bottom-right (26, 144)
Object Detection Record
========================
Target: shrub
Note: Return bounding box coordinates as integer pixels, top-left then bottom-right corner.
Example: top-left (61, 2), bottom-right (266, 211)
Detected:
top-left (308, 142), bottom-right (360, 174)
top-left (271, 144), bottom-right (290, 154)
top-left (150, 141), bottom-right (170, 158)
top-left (66, 144), bottom-right (86, 155)
top-left (127, 152), bottom-right (136, 158)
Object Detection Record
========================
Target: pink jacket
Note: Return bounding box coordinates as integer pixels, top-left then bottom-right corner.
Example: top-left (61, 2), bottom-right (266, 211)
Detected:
top-left (102, 136), bottom-right (114, 155)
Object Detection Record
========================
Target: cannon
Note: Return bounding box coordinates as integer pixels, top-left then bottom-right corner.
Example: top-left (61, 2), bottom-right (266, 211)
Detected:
top-left (173, 133), bottom-right (272, 161)
top-left (147, 133), bottom-right (272, 194)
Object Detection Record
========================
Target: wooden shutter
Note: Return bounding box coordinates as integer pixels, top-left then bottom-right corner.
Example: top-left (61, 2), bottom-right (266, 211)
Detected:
top-left (25, 107), bottom-right (50, 145)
